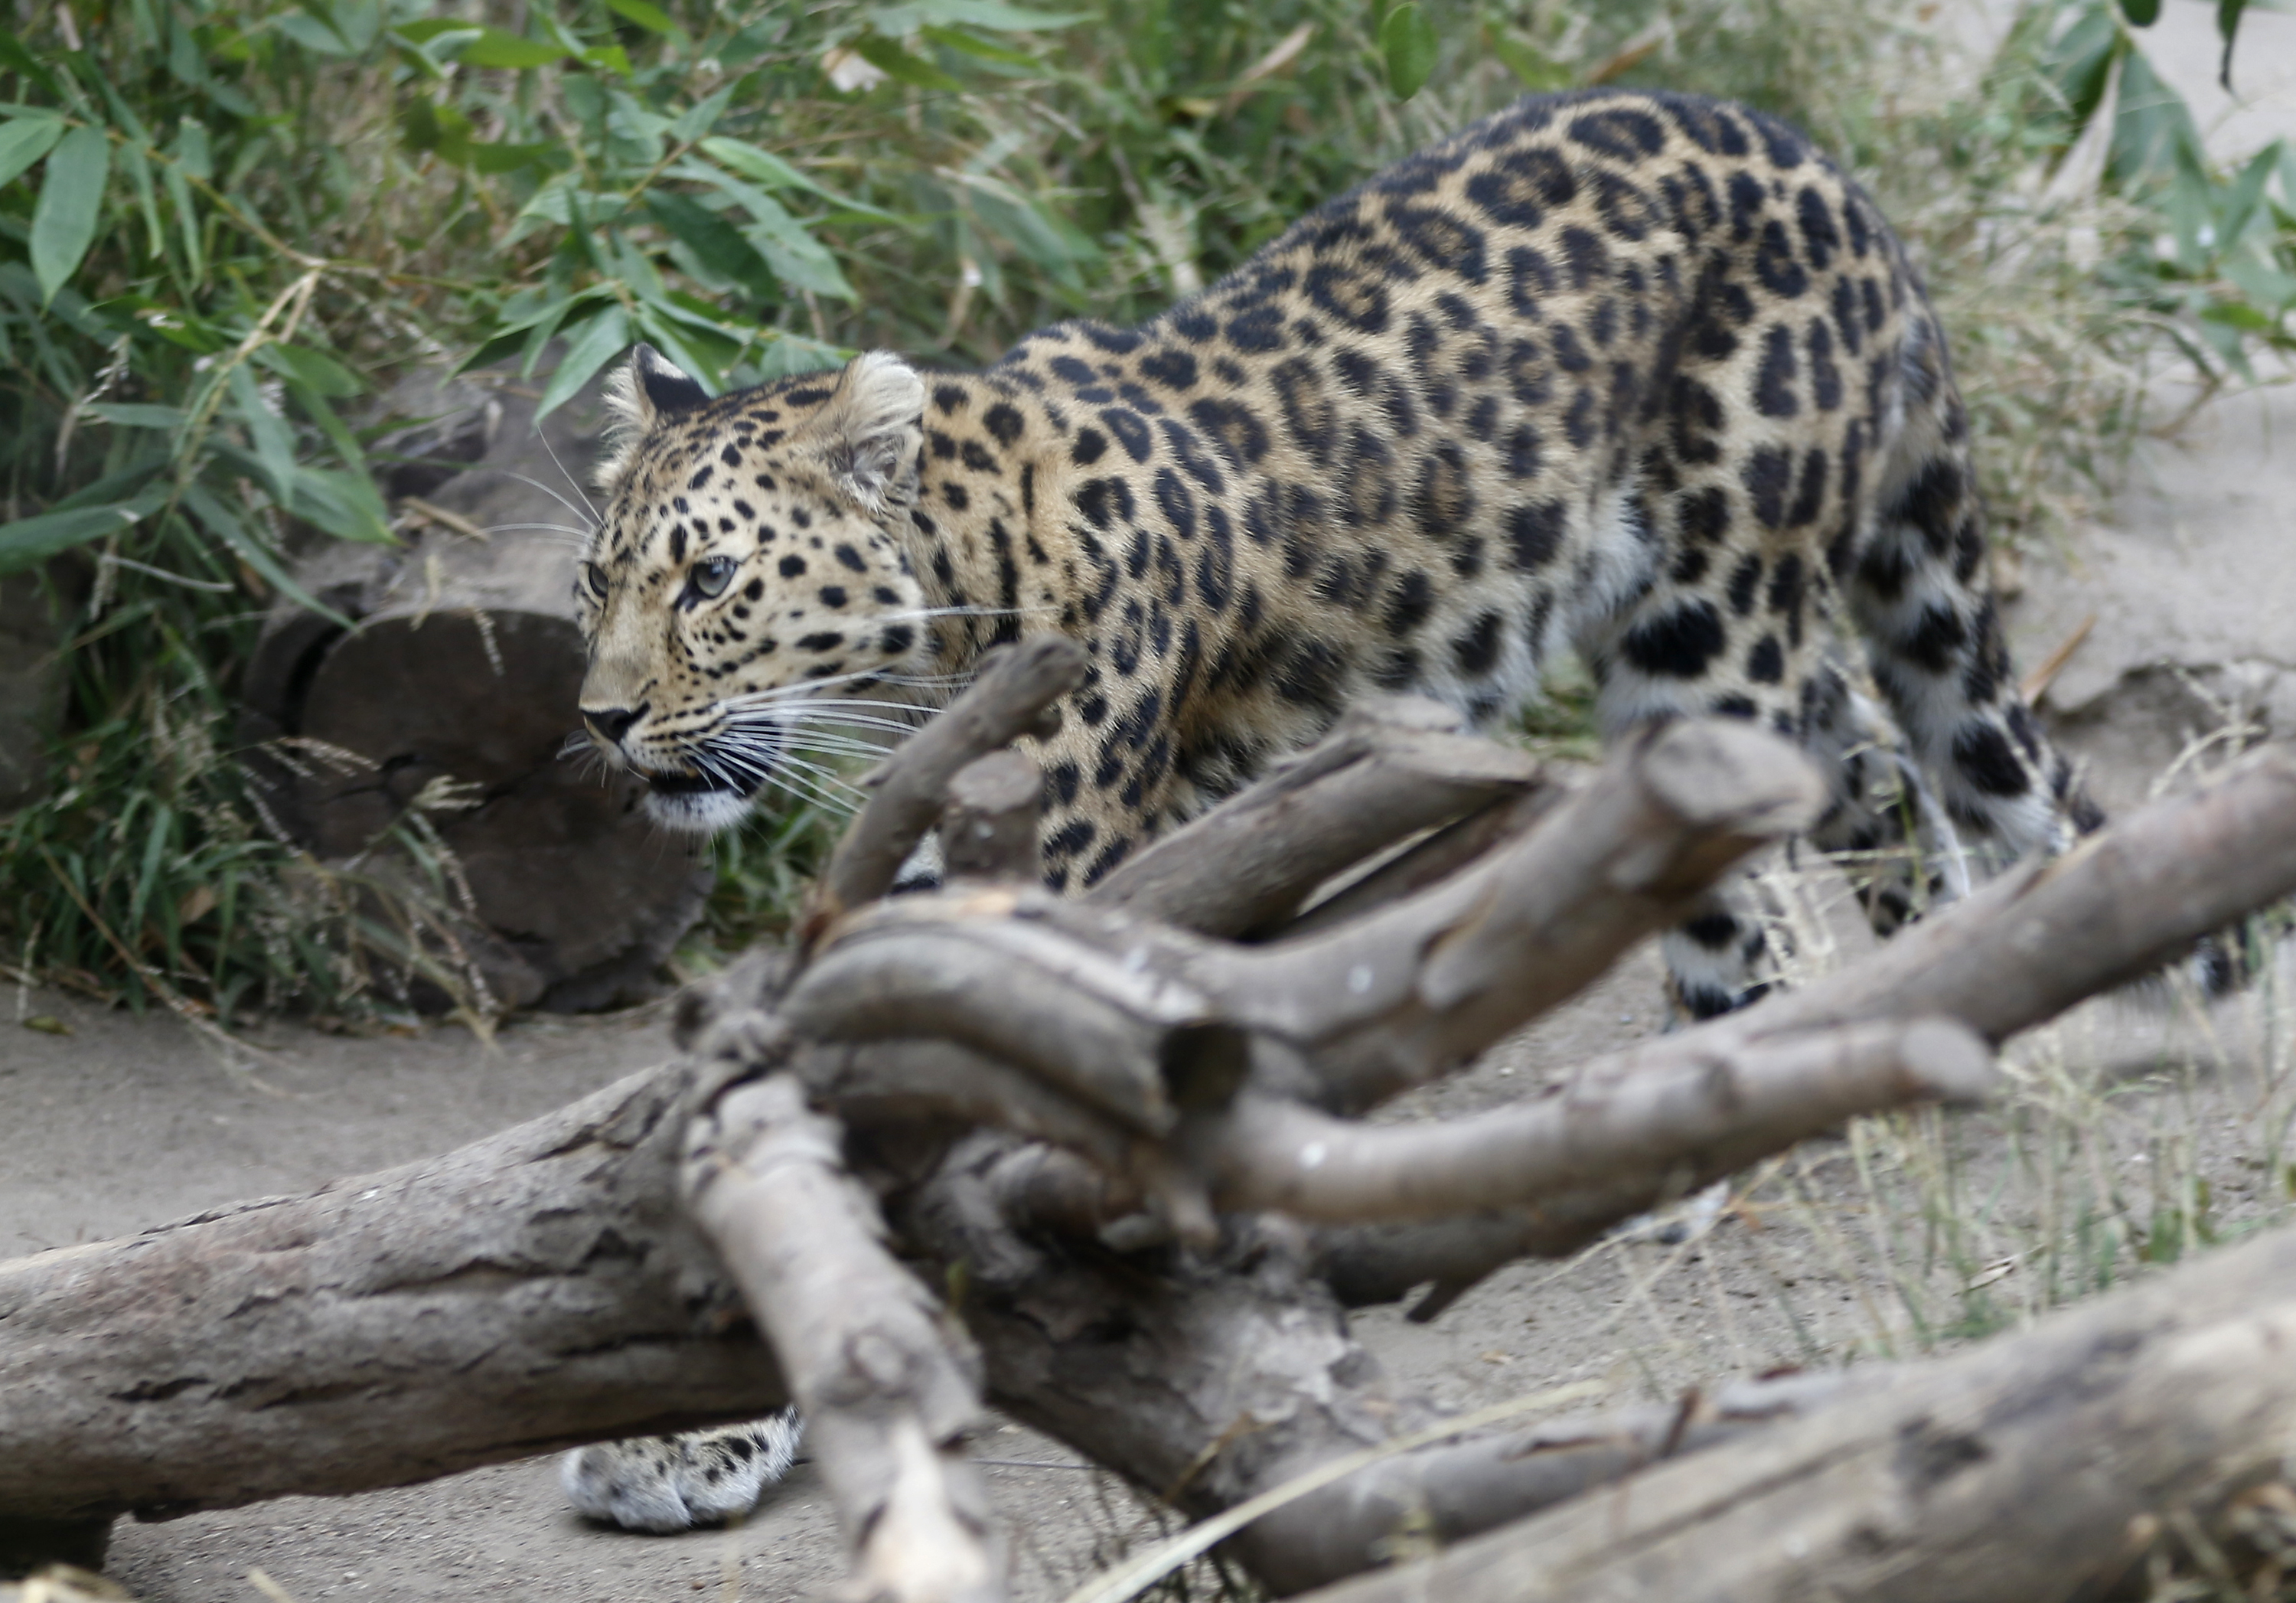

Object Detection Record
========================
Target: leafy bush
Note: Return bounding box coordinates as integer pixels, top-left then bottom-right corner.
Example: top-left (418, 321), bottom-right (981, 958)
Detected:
top-left (0, 0), bottom-right (2287, 1018)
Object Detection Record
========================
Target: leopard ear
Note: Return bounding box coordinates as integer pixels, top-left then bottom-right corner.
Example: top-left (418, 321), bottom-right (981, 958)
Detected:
top-left (598, 344), bottom-right (709, 491)
top-left (810, 351), bottom-right (925, 514)
top-left (607, 344), bottom-right (708, 430)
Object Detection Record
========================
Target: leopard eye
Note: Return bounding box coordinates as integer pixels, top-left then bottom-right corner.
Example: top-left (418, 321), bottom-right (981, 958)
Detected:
top-left (582, 561), bottom-right (608, 601)
top-left (691, 556), bottom-right (738, 599)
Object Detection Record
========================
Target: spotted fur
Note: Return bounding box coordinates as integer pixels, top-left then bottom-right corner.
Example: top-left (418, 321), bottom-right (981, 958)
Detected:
top-left (569, 87), bottom-right (2119, 1527)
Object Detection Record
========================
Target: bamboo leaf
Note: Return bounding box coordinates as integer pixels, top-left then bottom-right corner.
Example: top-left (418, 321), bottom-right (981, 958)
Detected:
top-left (853, 34), bottom-right (964, 92)
top-left (0, 113), bottom-right (65, 190)
top-left (31, 124), bottom-right (112, 305)
top-left (0, 493), bottom-right (167, 576)
top-left (454, 26), bottom-right (567, 68)
top-left (536, 305), bottom-right (632, 421)
top-left (603, 0), bottom-right (680, 35)
top-left (1378, 3), bottom-right (1437, 101)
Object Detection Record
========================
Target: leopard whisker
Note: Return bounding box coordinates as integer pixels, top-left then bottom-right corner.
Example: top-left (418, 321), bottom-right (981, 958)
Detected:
top-left (528, 436), bottom-right (603, 524)
top-left (474, 466), bottom-right (600, 531)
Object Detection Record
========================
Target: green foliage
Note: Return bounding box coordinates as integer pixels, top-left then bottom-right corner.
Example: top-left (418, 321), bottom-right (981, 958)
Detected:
top-left (0, 0), bottom-right (2288, 1016)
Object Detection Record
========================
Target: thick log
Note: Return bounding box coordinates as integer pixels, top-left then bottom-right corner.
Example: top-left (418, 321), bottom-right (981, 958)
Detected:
top-left (236, 373), bottom-right (711, 1011)
top-left (1294, 1219), bottom-right (2296, 1603)
top-left (0, 1057), bottom-right (783, 1527)
top-left (683, 1071), bottom-right (1003, 1603)
top-left (893, 1133), bottom-right (1435, 1594)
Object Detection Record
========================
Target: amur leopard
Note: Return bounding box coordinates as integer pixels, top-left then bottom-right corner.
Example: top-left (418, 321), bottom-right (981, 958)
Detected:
top-left (562, 86), bottom-right (2101, 1530)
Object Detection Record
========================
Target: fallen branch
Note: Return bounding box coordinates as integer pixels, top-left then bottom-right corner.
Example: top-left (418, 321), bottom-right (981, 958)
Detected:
top-left (1295, 1216), bottom-right (2296, 1603)
top-left (1198, 1017), bottom-right (1992, 1223)
top-left (1319, 739), bottom-right (2296, 1308)
top-left (683, 1067), bottom-right (1003, 1603)
top-left (1751, 739), bottom-right (2296, 1046)
top-left (812, 635), bottom-right (1084, 926)
top-left (1088, 697), bottom-right (1547, 938)
top-left (939, 749), bottom-right (1043, 884)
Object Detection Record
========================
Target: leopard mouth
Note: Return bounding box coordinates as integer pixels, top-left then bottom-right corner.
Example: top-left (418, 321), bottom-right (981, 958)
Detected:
top-left (625, 744), bottom-right (777, 836)
top-left (642, 767), bottom-right (753, 798)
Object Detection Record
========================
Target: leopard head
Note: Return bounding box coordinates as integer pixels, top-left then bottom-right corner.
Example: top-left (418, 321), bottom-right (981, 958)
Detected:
top-left (576, 345), bottom-right (931, 834)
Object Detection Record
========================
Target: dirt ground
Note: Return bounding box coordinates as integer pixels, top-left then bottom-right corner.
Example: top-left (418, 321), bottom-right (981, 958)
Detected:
top-left (8, 4), bottom-right (2296, 1597)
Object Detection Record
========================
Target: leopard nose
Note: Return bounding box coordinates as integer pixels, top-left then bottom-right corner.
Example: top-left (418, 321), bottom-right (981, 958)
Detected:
top-left (583, 703), bottom-right (648, 746)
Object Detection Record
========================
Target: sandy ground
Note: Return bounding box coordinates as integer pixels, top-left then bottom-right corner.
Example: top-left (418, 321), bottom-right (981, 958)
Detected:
top-left (9, 3), bottom-right (2296, 1596)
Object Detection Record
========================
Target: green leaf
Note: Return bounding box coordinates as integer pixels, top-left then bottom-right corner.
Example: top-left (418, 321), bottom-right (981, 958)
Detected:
top-left (2217, 0), bottom-right (2247, 91)
top-left (853, 34), bottom-right (964, 92)
top-left (921, 24), bottom-right (1039, 66)
top-left (455, 26), bottom-right (567, 68)
top-left (2108, 45), bottom-right (2203, 189)
top-left (1378, 3), bottom-right (1437, 101)
top-left (671, 84), bottom-right (736, 142)
top-left (86, 403), bottom-right (185, 429)
top-left (685, 164), bottom-right (857, 299)
top-left (603, 0), bottom-right (680, 34)
top-left (0, 114), bottom-right (65, 190)
top-left (693, 139), bottom-right (903, 220)
top-left (31, 124), bottom-right (111, 305)
top-left (256, 341), bottom-right (364, 398)
top-left (274, 11), bottom-right (358, 54)
top-left (2042, 2), bottom-right (2122, 134)
top-left (2215, 142), bottom-right (2281, 250)
top-left (902, 0), bottom-right (1092, 30)
top-left (285, 465), bottom-right (395, 544)
top-left (2119, 0), bottom-right (2158, 25)
top-left (647, 190), bottom-right (782, 300)
top-left (536, 305), bottom-right (632, 421)
top-left (630, 302), bottom-right (726, 391)
top-left (179, 483), bottom-right (360, 622)
top-left (468, 140), bottom-right (558, 175)
top-left (0, 492), bottom-right (166, 576)
top-left (957, 171), bottom-right (1099, 281)
top-left (390, 18), bottom-right (483, 75)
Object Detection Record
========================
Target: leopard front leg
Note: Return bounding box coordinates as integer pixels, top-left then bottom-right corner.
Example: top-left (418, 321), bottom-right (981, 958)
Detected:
top-left (560, 1409), bottom-right (804, 1532)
